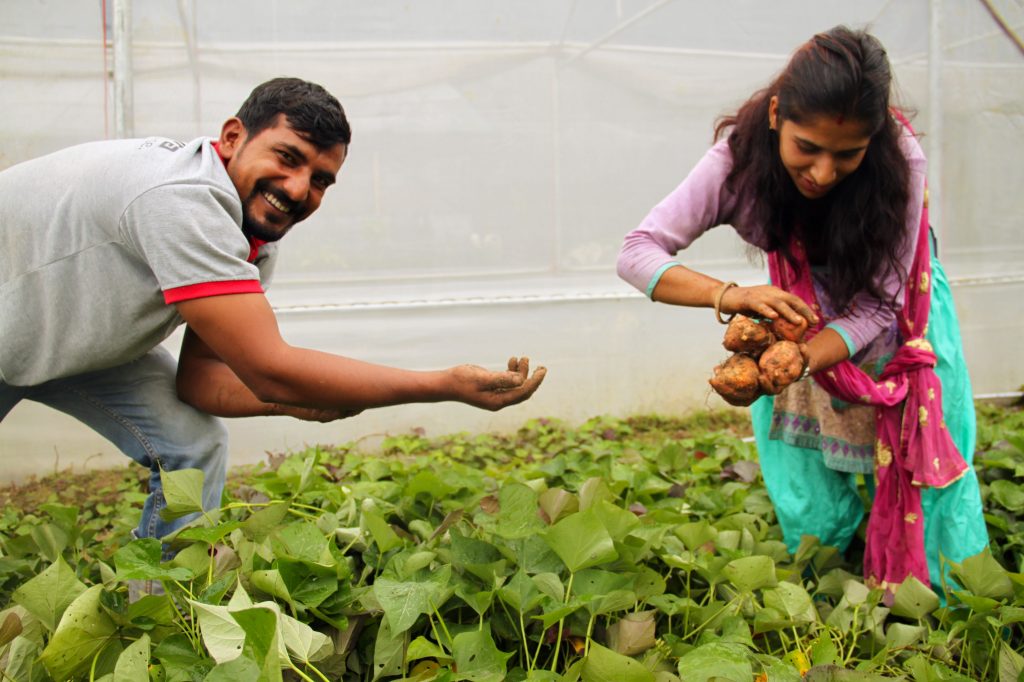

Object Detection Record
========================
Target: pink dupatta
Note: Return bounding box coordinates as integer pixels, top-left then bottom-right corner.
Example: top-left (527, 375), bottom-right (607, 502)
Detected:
top-left (766, 121), bottom-right (968, 589)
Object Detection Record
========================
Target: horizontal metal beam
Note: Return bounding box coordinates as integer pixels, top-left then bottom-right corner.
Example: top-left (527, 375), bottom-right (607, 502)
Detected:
top-left (271, 272), bottom-right (1024, 316)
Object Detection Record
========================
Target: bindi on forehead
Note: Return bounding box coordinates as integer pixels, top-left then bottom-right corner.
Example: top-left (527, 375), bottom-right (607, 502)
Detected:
top-left (836, 113), bottom-right (845, 125)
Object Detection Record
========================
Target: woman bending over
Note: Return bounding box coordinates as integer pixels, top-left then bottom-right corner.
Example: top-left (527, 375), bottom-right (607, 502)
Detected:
top-left (617, 25), bottom-right (987, 591)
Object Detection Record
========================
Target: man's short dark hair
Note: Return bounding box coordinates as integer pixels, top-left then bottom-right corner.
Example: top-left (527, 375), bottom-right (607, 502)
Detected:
top-left (236, 77), bottom-right (351, 149)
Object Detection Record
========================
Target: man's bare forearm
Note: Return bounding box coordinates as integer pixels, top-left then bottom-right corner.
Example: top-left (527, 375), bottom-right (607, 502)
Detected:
top-left (175, 294), bottom-right (543, 416)
top-left (176, 354), bottom-right (364, 421)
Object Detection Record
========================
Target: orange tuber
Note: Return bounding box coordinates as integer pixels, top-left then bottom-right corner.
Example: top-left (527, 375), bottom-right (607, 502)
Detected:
top-left (770, 316), bottom-right (809, 343)
top-left (758, 340), bottom-right (806, 394)
top-left (709, 353), bottom-right (763, 406)
top-left (710, 312), bottom-right (813, 405)
top-left (722, 315), bottom-right (774, 356)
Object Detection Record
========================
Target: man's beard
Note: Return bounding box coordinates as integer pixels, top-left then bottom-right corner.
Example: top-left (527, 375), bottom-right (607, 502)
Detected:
top-left (241, 182), bottom-right (302, 242)
top-left (241, 210), bottom-right (288, 242)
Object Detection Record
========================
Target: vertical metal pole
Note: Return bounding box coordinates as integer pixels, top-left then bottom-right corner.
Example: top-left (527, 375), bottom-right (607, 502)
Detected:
top-left (551, 58), bottom-right (563, 275)
top-left (928, 0), bottom-right (943, 244)
top-left (113, 0), bottom-right (134, 138)
top-left (177, 0), bottom-right (202, 135)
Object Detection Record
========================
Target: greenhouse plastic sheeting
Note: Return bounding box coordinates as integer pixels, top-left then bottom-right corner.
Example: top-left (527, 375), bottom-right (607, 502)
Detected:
top-left (1, 0), bottom-right (1022, 481)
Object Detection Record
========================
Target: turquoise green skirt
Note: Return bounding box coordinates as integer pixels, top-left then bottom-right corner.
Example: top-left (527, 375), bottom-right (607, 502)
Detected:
top-left (751, 256), bottom-right (989, 589)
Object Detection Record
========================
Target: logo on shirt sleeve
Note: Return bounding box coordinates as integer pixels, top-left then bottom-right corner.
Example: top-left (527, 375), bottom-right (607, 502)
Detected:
top-left (137, 138), bottom-right (186, 152)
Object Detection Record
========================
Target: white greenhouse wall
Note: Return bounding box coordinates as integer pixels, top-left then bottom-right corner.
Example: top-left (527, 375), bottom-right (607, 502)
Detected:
top-left (1, 0), bottom-right (1022, 481)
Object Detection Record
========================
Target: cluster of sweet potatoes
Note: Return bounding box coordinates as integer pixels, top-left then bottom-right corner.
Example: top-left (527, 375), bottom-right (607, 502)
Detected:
top-left (709, 315), bottom-right (809, 406)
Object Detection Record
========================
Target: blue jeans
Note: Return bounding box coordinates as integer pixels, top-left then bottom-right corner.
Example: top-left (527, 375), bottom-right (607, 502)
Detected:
top-left (0, 346), bottom-right (228, 545)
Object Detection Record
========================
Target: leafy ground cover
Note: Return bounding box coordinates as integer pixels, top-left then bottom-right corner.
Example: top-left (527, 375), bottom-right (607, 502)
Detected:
top-left (0, 405), bottom-right (1021, 681)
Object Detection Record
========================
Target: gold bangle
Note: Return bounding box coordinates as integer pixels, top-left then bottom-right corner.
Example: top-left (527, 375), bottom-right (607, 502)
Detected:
top-left (713, 281), bottom-right (738, 325)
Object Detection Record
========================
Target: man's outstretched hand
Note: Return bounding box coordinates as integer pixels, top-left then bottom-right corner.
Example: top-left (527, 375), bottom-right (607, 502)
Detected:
top-left (449, 356), bottom-right (547, 411)
top-left (279, 357), bottom-right (545, 419)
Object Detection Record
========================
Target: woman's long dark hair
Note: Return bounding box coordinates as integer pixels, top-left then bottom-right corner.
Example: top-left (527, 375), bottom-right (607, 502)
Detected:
top-left (714, 26), bottom-right (911, 315)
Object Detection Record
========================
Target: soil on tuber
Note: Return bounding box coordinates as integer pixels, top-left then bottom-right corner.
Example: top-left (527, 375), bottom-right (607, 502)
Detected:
top-left (709, 353), bottom-right (763, 406)
top-left (722, 315), bottom-right (774, 356)
top-left (711, 314), bottom-right (811, 404)
top-left (769, 316), bottom-right (809, 343)
top-left (758, 340), bottom-right (806, 394)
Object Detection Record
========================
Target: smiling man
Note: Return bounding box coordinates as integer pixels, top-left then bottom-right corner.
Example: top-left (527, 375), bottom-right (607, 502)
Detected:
top-left (0, 78), bottom-right (545, 556)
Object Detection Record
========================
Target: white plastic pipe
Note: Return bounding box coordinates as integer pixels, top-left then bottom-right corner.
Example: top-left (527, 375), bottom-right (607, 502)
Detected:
top-left (929, 0), bottom-right (943, 246)
top-left (112, 0), bottom-right (134, 138)
top-left (176, 0), bottom-right (202, 136)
